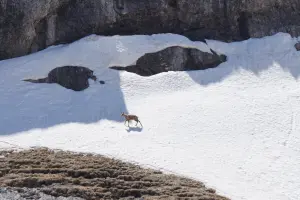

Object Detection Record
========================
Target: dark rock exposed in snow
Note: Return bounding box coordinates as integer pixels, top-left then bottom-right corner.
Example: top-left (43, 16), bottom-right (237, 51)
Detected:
top-left (1, 0), bottom-right (300, 60)
top-left (23, 66), bottom-right (97, 91)
top-left (110, 46), bottom-right (227, 76)
top-left (295, 42), bottom-right (300, 51)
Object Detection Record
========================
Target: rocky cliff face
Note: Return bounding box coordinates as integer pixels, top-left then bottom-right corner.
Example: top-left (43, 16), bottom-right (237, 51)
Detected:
top-left (1, 0), bottom-right (300, 60)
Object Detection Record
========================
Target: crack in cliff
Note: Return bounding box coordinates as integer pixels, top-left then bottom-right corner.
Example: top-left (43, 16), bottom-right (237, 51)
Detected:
top-left (222, 0), bottom-right (231, 39)
top-left (168, 0), bottom-right (177, 9)
top-left (238, 11), bottom-right (250, 40)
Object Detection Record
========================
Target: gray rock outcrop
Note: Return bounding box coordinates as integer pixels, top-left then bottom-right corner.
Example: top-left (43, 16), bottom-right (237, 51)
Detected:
top-left (295, 42), bottom-right (300, 51)
top-left (23, 66), bottom-right (97, 91)
top-left (110, 46), bottom-right (227, 76)
top-left (1, 0), bottom-right (300, 60)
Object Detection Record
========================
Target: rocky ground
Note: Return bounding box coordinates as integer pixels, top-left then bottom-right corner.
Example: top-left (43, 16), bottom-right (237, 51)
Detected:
top-left (0, 148), bottom-right (230, 200)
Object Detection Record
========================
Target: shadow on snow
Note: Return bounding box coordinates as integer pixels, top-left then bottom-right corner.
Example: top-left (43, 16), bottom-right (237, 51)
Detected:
top-left (187, 33), bottom-right (300, 85)
top-left (0, 32), bottom-right (299, 135)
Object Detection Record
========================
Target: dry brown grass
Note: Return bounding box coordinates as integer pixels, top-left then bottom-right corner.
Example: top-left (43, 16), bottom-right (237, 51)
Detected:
top-left (0, 148), bottom-right (230, 200)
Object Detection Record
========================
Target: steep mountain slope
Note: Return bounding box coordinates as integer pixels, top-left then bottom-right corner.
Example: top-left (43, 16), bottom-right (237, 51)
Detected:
top-left (0, 33), bottom-right (299, 200)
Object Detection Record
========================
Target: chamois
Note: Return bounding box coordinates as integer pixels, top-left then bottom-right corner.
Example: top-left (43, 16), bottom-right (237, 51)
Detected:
top-left (121, 112), bottom-right (143, 127)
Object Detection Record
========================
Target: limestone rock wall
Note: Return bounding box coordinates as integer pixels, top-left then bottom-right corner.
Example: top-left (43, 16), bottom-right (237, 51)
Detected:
top-left (1, 0), bottom-right (300, 60)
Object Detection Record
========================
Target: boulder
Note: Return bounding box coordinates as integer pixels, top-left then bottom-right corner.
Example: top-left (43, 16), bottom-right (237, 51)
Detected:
top-left (23, 66), bottom-right (97, 91)
top-left (110, 46), bottom-right (227, 76)
top-left (295, 42), bottom-right (300, 51)
top-left (1, 0), bottom-right (300, 60)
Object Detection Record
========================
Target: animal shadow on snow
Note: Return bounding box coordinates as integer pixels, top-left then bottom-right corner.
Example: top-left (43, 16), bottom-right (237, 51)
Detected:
top-left (0, 63), bottom-right (128, 135)
top-left (188, 33), bottom-right (300, 86)
top-left (125, 124), bottom-right (143, 133)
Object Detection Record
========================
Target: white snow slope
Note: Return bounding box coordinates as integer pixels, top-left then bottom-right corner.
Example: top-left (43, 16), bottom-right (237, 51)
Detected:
top-left (0, 32), bottom-right (300, 200)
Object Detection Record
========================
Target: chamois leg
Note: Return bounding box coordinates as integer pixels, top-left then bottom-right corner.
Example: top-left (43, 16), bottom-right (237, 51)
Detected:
top-left (126, 120), bottom-right (131, 127)
top-left (137, 120), bottom-right (143, 127)
top-left (124, 120), bottom-right (128, 127)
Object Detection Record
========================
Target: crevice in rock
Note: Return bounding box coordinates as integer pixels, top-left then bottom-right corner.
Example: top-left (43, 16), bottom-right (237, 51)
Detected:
top-left (223, 0), bottom-right (228, 18)
top-left (168, 0), bottom-right (178, 9)
top-left (22, 66), bottom-right (97, 91)
top-left (237, 11), bottom-right (250, 40)
top-left (181, 28), bottom-right (210, 43)
top-left (30, 17), bottom-right (48, 53)
top-left (116, 0), bottom-right (125, 10)
top-left (222, 0), bottom-right (230, 39)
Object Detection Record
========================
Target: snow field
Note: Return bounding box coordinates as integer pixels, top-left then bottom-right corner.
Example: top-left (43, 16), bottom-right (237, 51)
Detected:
top-left (0, 32), bottom-right (299, 200)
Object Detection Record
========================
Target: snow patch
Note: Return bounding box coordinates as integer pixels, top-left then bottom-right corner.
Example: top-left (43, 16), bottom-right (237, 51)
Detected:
top-left (0, 32), bottom-right (299, 200)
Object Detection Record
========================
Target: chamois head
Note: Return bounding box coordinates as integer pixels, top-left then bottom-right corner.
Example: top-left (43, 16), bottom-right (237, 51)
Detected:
top-left (121, 112), bottom-right (125, 117)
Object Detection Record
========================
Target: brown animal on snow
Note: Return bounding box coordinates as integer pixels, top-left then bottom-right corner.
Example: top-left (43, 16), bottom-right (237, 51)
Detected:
top-left (121, 112), bottom-right (143, 127)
